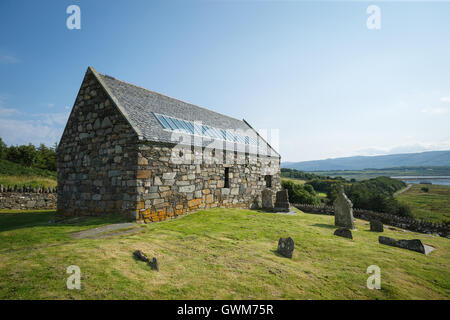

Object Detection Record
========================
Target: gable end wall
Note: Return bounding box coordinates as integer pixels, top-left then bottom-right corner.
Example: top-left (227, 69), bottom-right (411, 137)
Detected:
top-left (57, 69), bottom-right (139, 219)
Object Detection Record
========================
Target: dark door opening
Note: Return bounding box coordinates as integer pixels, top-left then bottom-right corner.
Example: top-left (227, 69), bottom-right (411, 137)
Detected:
top-left (224, 168), bottom-right (230, 188)
top-left (265, 175), bottom-right (272, 188)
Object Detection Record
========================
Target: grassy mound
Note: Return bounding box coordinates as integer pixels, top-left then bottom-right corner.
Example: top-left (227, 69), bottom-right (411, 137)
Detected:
top-left (0, 208), bottom-right (448, 299)
top-left (0, 159), bottom-right (57, 188)
top-left (397, 184), bottom-right (450, 224)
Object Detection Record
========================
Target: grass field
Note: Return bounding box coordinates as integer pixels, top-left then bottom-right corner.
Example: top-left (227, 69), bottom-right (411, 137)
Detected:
top-left (0, 208), bottom-right (448, 299)
top-left (397, 184), bottom-right (450, 224)
top-left (0, 175), bottom-right (57, 188)
top-left (281, 177), bottom-right (306, 184)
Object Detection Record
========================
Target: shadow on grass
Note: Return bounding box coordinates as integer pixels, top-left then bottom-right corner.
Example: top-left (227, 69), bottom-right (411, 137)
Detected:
top-left (311, 223), bottom-right (336, 229)
top-left (271, 249), bottom-right (292, 259)
top-left (0, 210), bottom-right (131, 232)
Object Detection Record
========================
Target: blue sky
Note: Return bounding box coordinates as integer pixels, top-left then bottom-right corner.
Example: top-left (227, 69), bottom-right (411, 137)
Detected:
top-left (0, 0), bottom-right (449, 162)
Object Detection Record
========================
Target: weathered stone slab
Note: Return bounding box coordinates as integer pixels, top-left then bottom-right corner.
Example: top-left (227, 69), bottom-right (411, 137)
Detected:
top-left (274, 189), bottom-right (290, 212)
top-left (370, 220), bottom-right (384, 232)
top-left (149, 257), bottom-right (159, 271)
top-left (250, 194), bottom-right (262, 209)
top-left (262, 189), bottom-right (274, 210)
top-left (334, 188), bottom-right (355, 229)
top-left (334, 228), bottom-right (353, 239)
top-left (378, 236), bottom-right (427, 254)
top-left (277, 237), bottom-right (294, 258)
top-left (133, 250), bottom-right (149, 262)
top-left (133, 250), bottom-right (159, 271)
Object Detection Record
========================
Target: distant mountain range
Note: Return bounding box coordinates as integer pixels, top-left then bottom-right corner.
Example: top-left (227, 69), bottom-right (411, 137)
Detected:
top-left (282, 150), bottom-right (450, 171)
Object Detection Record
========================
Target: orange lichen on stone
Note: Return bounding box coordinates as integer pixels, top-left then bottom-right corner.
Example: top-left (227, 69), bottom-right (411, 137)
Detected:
top-left (188, 198), bottom-right (202, 208)
top-left (205, 194), bottom-right (214, 204)
top-left (137, 201), bottom-right (145, 210)
top-left (137, 170), bottom-right (151, 179)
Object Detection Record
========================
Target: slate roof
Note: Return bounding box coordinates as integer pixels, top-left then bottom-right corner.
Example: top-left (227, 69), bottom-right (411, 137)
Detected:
top-left (90, 67), bottom-right (279, 157)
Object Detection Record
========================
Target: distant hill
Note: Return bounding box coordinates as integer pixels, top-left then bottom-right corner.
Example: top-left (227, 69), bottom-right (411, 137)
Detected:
top-left (282, 150), bottom-right (450, 171)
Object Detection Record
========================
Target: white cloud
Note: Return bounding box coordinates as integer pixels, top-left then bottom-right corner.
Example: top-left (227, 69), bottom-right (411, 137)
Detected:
top-left (440, 97), bottom-right (450, 103)
top-left (421, 107), bottom-right (450, 115)
top-left (0, 107), bottom-right (20, 116)
top-left (0, 118), bottom-right (63, 146)
top-left (0, 95), bottom-right (69, 145)
top-left (38, 112), bottom-right (70, 126)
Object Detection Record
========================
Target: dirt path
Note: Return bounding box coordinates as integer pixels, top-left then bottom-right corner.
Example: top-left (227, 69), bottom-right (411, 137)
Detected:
top-left (69, 222), bottom-right (139, 239)
top-left (394, 184), bottom-right (413, 198)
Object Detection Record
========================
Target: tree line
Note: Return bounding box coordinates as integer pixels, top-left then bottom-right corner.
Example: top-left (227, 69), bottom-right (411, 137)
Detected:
top-left (282, 168), bottom-right (412, 217)
top-left (0, 138), bottom-right (57, 171)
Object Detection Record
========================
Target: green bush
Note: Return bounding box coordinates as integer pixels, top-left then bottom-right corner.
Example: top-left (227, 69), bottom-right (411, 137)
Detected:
top-left (421, 187), bottom-right (429, 193)
top-left (396, 203), bottom-right (413, 218)
top-left (343, 177), bottom-right (411, 217)
top-left (281, 180), bottom-right (320, 205)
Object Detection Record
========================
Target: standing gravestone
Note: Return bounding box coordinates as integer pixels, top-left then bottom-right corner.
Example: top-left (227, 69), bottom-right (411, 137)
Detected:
top-left (149, 257), bottom-right (159, 271)
top-left (277, 237), bottom-right (294, 258)
top-left (334, 187), bottom-right (355, 229)
top-left (274, 190), bottom-right (290, 212)
top-left (370, 220), bottom-right (384, 232)
top-left (261, 188), bottom-right (274, 210)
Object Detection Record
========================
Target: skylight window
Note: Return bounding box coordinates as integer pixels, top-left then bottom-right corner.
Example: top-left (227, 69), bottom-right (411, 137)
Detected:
top-left (153, 112), bottom-right (260, 146)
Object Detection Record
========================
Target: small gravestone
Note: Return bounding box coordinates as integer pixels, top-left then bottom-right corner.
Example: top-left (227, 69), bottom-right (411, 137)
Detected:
top-left (133, 250), bottom-right (149, 262)
top-left (378, 236), bottom-right (428, 254)
top-left (334, 187), bottom-right (355, 229)
top-left (133, 250), bottom-right (159, 270)
top-left (261, 189), bottom-right (274, 210)
top-left (277, 237), bottom-right (294, 258)
top-left (274, 190), bottom-right (290, 212)
top-left (370, 220), bottom-right (384, 232)
top-left (334, 228), bottom-right (353, 239)
top-left (149, 257), bottom-right (159, 271)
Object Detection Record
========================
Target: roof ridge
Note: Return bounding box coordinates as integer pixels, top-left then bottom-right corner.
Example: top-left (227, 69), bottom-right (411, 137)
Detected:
top-left (88, 66), bottom-right (144, 138)
top-left (96, 70), bottom-right (249, 125)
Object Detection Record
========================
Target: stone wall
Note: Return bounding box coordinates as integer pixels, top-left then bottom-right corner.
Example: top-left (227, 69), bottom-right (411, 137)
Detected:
top-left (0, 186), bottom-right (57, 210)
top-left (57, 68), bottom-right (139, 219)
top-left (135, 142), bottom-right (281, 223)
top-left (294, 204), bottom-right (449, 238)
